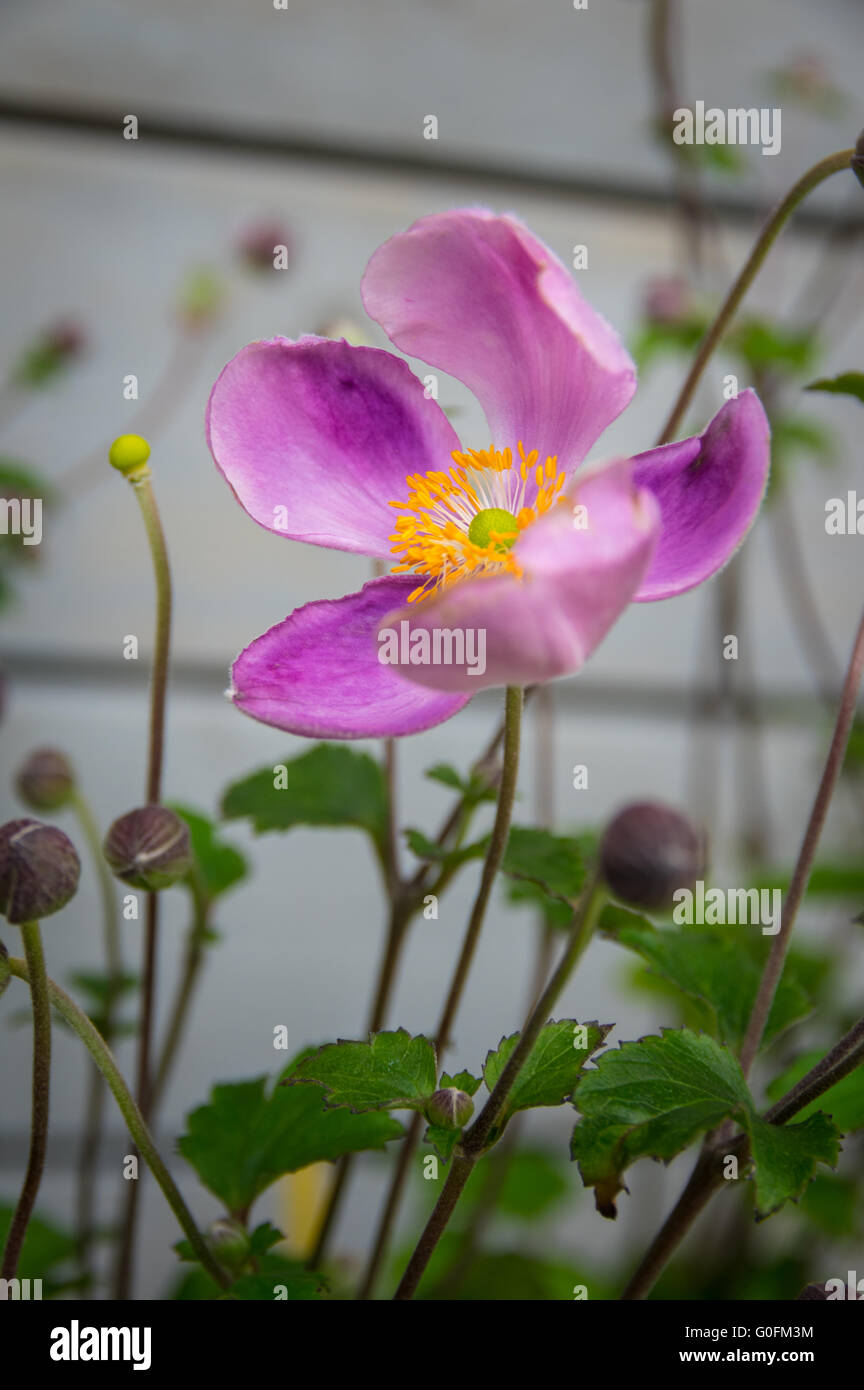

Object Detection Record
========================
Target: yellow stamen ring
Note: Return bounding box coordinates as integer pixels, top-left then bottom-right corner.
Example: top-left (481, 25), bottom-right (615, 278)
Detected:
top-left (388, 443), bottom-right (567, 603)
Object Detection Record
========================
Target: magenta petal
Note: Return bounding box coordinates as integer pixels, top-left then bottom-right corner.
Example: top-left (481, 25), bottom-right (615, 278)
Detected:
top-left (206, 336), bottom-right (460, 558)
top-left (361, 210), bottom-right (636, 467)
top-left (377, 460), bottom-right (660, 693)
top-left (632, 390), bottom-right (771, 602)
top-left (231, 576), bottom-right (471, 738)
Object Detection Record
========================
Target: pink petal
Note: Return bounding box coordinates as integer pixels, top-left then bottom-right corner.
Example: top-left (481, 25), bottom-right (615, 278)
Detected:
top-left (632, 390), bottom-right (771, 601)
top-left (206, 336), bottom-right (460, 558)
top-left (230, 575), bottom-right (471, 738)
top-left (361, 210), bottom-right (637, 468)
top-left (376, 459), bottom-right (660, 693)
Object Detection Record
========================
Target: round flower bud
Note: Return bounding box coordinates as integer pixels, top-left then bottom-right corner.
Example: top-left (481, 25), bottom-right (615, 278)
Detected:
top-left (206, 1217), bottom-right (250, 1274)
top-left (103, 805), bottom-right (191, 891)
top-left (425, 1087), bottom-right (475, 1131)
top-left (15, 748), bottom-right (76, 812)
top-left (109, 434), bottom-right (151, 480)
top-left (238, 220), bottom-right (294, 273)
top-left (0, 818), bottom-right (81, 924)
top-left (599, 802), bottom-right (706, 912)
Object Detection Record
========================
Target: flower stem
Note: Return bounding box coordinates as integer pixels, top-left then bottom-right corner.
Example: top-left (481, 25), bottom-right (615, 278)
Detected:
top-left (657, 147), bottom-right (854, 444)
top-left (71, 789), bottom-right (123, 1285)
top-left (357, 685), bottom-right (524, 1300)
top-left (622, 602), bottom-right (864, 1299)
top-left (393, 875), bottom-right (607, 1300)
top-left (1, 922), bottom-right (51, 1280)
top-left (739, 601), bottom-right (864, 1076)
top-left (114, 464), bottom-right (173, 1299)
top-left (5, 954), bottom-right (229, 1290)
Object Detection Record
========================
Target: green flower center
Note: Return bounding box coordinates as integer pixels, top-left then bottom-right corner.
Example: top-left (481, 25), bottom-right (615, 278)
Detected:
top-left (467, 507), bottom-right (520, 550)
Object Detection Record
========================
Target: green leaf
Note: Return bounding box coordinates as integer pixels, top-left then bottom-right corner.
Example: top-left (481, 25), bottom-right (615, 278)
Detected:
top-left (440, 1069), bottom-right (482, 1097)
top-left (221, 744), bottom-right (388, 853)
top-left (483, 1019), bottom-right (609, 1136)
top-left (799, 1174), bottom-right (860, 1238)
top-left (425, 763), bottom-right (496, 803)
top-left (404, 827), bottom-right (484, 870)
top-left (171, 1256), bottom-right (325, 1302)
top-left (0, 1204), bottom-right (76, 1281)
top-left (179, 1075), bottom-right (403, 1214)
top-left (424, 1124), bottom-right (461, 1162)
top-left (170, 804), bottom-right (247, 900)
top-left (291, 1030), bottom-right (438, 1112)
top-left (248, 1221), bottom-right (285, 1256)
top-left (805, 371), bottom-right (864, 405)
top-left (602, 918), bottom-right (811, 1049)
top-left (729, 318), bottom-right (816, 375)
top-left (766, 1050), bottom-right (864, 1132)
top-left (570, 1028), bottom-right (752, 1216)
top-left (501, 827), bottom-right (587, 903)
top-left (746, 1113), bottom-right (840, 1219)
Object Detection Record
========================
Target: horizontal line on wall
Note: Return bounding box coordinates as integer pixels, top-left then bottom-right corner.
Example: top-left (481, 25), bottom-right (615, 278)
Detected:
top-left (0, 97), bottom-right (862, 235)
top-left (0, 648), bottom-right (847, 725)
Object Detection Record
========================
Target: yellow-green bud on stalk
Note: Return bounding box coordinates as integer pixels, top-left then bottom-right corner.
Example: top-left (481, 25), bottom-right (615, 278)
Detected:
top-left (109, 434), bottom-right (151, 482)
top-left (425, 1087), bottom-right (475, 1131)
top-left (103, 806), bottom-right (191, 892)
top-left (599, 802), bottom-right (706, 912)
top-left (15, 748), bottom-right (76, 812)
top-left (206, 1218), bottom-right (251, 1274)
top-left (0, 819), bottom-right (81, 924)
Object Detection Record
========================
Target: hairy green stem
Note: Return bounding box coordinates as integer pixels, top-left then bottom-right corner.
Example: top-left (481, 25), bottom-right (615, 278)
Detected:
top-left (657, 147), bottom-right (854, 444)
top-left (114, 464), bottom-right (173, 1299)
top-left (358, 686), bottom-right (524, 1300)
top-left (739, 602), bottom-right (864, 1076)
top-left (5, 955), bottom-right (229, 1289)
top-left (1, 923), bottom-right (51, 1280)
top-left (393, 876), bottom-right (607, 1300)
top-left (71, 789), bottom-right (123, 1282)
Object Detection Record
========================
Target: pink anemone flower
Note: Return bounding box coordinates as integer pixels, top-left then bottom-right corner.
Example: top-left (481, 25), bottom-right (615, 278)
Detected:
top-left (206, 209), bottom-right (770, 739)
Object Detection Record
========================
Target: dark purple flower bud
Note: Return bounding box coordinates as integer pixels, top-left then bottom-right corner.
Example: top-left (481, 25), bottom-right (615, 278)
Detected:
top-left (237, 221), bottom-right (294, 273)
top-left (0, 818), bottom-right (81, 924)
top-left (206, 1218), bottom-right (250, 1273)
top-left (103, 805), bottom-right (191, 891)
top-left (425, 1087), bottom-right (475, 1131)
top-left (15, 748), bottom-right (76, 812)
top-left (599, 802), bottom-right (706, 912)
top-left (853, 130), bottom-right (864, 190)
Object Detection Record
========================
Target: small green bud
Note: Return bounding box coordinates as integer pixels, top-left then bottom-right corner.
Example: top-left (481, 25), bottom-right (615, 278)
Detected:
top-left (425, 1087), bottom-right (475, 1131)
top-left (15, 747), bottom-right (76, 811)
top-left (103, 805), bottom-right (191, 891)
top-left (599, 801), bottom-right (706, 912)
top-left (206, 1217), bottom-right (251, 1274)
top-left (0, 818), bottom-right (81, 924)
top-left (109, 434), bottom-right (151, 480)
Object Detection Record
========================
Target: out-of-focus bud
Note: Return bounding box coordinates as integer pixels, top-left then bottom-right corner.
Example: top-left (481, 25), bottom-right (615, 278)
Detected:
top-left (642, 275), bottom-right (693, 327)
top-left (103, 805), bottom-right (191, 892)
top-left (206, 1217), bottom-right (251, 1274)
top-left (853, 130), bottom-right (864, 191)
top-left (238, 221), bottom-right (294, 273)
top-left (178, 267), bottom-right (225, 331)
top-left (0, 818), bottom-right (81, 924)
top-left (15, 748), bottom-right (76, 812)
top-left (425, 1087), bottom-right (475, 1131)
top-left (599, 802), bottom-right (706, 912)
top-left (12, 319), bottom-right (86, 387)
top-left (314, 316), bottom-right (368, 347)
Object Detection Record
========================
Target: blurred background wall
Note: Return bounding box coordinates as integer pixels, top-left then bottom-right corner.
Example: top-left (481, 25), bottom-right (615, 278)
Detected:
top-left (0, 0), bottom-right (863, 1298)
